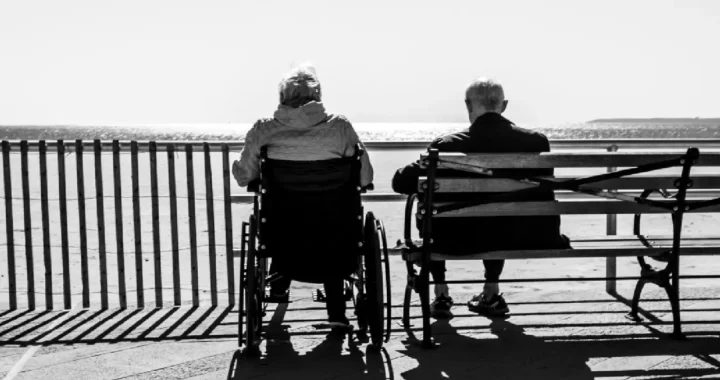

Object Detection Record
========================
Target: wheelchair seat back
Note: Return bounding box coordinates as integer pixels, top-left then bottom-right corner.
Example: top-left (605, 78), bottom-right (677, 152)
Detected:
top-left (256, 147), bottom-right (365, 283)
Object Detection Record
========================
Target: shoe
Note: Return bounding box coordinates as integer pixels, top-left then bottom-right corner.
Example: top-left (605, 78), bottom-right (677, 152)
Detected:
top-left (430, 295), bottom-right (454, 319)
top-left (265, 289), bottom-right (290, 303)
top-left (467, 293), bottom-right (509, 317)
top-left (328, 316), bottom-right (353, 333)
top-left (311, 286), bottom-right (353, 303)
top-left (649, 251), bottom-right (672, 263)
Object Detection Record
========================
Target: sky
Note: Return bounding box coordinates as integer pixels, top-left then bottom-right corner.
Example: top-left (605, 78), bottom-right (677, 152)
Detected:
top-left (1, 0), bottom-right (719, 125)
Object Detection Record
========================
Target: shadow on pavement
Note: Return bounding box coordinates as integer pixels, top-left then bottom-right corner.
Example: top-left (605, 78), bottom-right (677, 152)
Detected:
top-left (226, 323), bottom-right (393, 380)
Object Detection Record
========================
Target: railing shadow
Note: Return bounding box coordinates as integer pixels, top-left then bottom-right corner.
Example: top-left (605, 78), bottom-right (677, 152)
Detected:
top-left (0, 306), bottom-right (236, 346)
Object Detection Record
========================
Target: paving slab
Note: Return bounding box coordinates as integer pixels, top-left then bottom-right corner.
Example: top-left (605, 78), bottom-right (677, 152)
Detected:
top-left (1, 255), bottom-right (719, 379)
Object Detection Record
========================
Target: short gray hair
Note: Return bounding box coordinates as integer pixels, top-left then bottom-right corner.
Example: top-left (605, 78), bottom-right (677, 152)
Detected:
top-left (465, 78), bottom-right (505, 111)
top-left (278, 64), bottom-right (322, 107)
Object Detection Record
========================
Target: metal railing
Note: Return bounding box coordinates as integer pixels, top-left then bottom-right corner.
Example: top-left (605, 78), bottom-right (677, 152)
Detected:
top-left (1, 138), bottom-right (719, 311)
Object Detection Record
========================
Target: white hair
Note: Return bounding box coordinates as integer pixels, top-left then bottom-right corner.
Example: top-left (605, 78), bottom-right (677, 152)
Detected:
top-left (278, 63), bottom-right (321, 107)
top-left (465, 77), bottom-right (505, 111)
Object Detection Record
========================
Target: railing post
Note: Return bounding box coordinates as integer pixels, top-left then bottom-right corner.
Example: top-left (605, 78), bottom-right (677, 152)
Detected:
top-left (204, 143), bottom-right (218, 307)
top-left (112, 140), bottom-right (127, 309)
top-left (39, 141), bottom-right (53, 309)
top-left (94, 140), bottom-right (109, 309)
top-left (76, 140), bottom-right (90, 308)
top-left (167, 144), bottom-right (181, 306)
top-left (2, 140), bottom-right (18, 310)
top-left (186, 144), bottom-right (200, 306)
top-left (131, 141), bottom-right (144, 308)
top-left (605, 144), bottom-right (618, 294)
top-left (149, 141), bottom-right (163, 308)
top-left (222, 144), bottom-right (235, 306)
top-left (20, 140), bottom-right (36, 310)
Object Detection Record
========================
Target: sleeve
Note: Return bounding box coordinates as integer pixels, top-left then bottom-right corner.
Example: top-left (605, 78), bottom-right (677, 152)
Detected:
top-left (391, 138), bottom-right (444, 195)
top-left (232, 121), bottom-right (263, 187)
top-left (536, 133), bottom-right (553, 176)
top-left (343, 121), bottom-right (374, 187)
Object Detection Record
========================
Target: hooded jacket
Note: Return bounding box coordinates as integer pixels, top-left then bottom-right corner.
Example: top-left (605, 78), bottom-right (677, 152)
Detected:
top-left (233, 101), bottom-right (374, 187)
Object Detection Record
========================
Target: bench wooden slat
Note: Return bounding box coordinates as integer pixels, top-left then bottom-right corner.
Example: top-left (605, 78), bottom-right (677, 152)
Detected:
top-left (425, 152), bottom-right (720, 168)
top-left (420, 175), bottom-right (720, 193)
top-left (430, 199), bottom-right (720, 217)
top-left (399, 235), bottom-right (720, 261)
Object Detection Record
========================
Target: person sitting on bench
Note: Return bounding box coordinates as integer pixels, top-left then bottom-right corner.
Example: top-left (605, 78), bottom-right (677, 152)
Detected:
top-left (392, 77), bottom-right (570, 318)
top-left (232, 63), bottom-right (374, 325)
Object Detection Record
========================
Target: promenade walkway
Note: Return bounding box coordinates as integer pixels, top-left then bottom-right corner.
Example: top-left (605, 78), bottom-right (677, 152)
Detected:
top-left (1, 256), bottom-right (719, 380)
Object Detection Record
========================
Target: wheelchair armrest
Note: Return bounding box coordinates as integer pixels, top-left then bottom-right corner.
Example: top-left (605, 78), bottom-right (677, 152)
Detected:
top-left (246, 179), bottom-right (261, 193)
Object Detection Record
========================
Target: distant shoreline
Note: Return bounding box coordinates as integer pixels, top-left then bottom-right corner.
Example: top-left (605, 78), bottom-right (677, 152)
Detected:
top-left (588, 118), bottom-right (720, 123)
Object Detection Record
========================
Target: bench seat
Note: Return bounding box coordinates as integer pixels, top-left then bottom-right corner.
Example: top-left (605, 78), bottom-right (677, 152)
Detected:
top-left (398, 235), bottom-right (720, 261)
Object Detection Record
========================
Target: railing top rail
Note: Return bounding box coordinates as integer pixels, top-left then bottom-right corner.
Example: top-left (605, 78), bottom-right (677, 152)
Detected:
top-left (1, 138), bottom-right (719, 152)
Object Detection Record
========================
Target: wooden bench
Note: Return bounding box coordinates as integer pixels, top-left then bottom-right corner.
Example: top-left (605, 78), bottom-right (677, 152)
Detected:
top-left (399, 148), bottom-right (720, 348)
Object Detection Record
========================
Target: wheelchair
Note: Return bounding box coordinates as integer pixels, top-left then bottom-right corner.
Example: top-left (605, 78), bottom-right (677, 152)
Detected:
top-left (238, 146), bottom-right (391, 356)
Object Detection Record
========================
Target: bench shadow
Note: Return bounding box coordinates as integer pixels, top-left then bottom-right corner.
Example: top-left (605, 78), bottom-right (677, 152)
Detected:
top-left (398, 312), bottom-right (720, 380)
top-left (399, 318), bottom-right (595, 379)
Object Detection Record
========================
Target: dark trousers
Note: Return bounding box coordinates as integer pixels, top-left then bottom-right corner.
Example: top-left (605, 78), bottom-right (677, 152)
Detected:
top-left (429, 259), bottom-right (504, 283)
top-left (270, 262), bottom-right (346, 320)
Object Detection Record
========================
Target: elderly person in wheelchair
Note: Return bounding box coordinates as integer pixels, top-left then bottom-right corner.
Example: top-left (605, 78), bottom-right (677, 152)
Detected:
top-left (232, 65), bottom-right (390, 354)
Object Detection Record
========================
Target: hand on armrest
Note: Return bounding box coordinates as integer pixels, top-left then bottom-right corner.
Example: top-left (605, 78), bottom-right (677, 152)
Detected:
top-left (360, 183), bottom-right (375, 193)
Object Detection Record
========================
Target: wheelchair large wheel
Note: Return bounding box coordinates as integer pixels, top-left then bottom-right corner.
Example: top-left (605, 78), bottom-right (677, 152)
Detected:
top-left (244, 215), bottom-right (263, 356)
top-left (363, 212), bottom-right (391, 348)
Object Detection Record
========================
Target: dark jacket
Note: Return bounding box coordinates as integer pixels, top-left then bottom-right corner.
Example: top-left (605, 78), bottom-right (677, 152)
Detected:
top-left (392, 112), bottom-right (570, 253)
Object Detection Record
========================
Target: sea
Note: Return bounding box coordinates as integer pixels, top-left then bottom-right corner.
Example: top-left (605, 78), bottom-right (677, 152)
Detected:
top-left (1, 120), bottom-right (719, 141)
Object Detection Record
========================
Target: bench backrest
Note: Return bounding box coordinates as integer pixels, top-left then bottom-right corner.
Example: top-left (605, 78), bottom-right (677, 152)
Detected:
top-left (418, 150), bottom-right (720, 218)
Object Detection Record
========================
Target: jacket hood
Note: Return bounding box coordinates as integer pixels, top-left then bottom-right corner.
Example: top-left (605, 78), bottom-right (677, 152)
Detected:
top-left (273, 101), bottom-right (328, 128)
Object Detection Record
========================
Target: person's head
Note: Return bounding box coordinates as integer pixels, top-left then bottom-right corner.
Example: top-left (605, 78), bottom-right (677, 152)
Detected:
top-left (278, 63), bottom-right (322, 108)
top-left (464, 77), bottom-right (508, 123)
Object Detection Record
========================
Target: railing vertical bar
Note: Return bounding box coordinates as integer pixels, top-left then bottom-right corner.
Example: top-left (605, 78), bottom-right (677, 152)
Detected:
top-left (203, 143), bottom-right (218, 307)
top-left (186, 144), bottom-right (199, 306)
top-left (39, 141), bottom-right (53, 309)
top-left (94, 140), bottom-right (109, 309)
top-left (112, 141), bottom-right (127, 309)
top-left (2, 140), bottom-right (18, 310)
top-left (605, 144), bottom-right (618, 294)
top-left (20, 140), bottom-right (36, 310)
top-left (131, 141), bottom-right (144, 308)
top-left (76, 140), bottom-right (90, 308)
top-left (167, 144), bottom-right (181, 306)
top-left (222, 144), bottom-right (235, 306)
top-left (57, 141), bottom-right (71, 309)
top-left (150, 141), bottom-right (163, 308)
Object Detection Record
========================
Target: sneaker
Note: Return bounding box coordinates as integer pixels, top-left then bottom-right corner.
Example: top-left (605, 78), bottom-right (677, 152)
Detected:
top-left (467, 293), bottom-right (509, 317)
top-left (430, 295), bottom-right (454, 319)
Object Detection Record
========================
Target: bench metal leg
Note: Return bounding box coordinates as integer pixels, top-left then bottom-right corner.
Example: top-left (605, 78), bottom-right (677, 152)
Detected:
top-left (665, 279), bottom-right (685, 340)
top-left (626, 275), bottom-right (646, 322)
top-left (402, 260), bottom-right (415, 328)
top-left (668, 213), bottom-right (686, 340)
top-left (628, 213), bottom-right (687, 340)
top-left (418, 266), bottom-right (437, 349)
